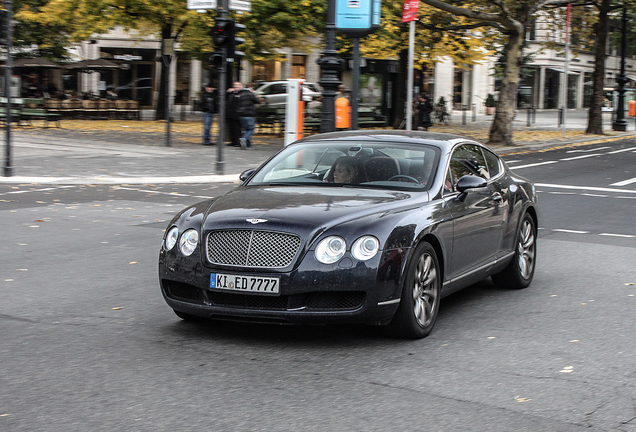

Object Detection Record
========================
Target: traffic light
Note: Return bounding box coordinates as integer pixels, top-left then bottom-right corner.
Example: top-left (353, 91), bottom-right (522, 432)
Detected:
top-left (227, 22), bottom-right (246, 63)
top-left (209, 52), bottom-right (223, 69)
top-left (212, 17), bottom-right (232, 50)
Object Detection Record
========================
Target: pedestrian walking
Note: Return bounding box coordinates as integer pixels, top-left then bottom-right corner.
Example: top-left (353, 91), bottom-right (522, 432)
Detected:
top-left (234, 81), bottom-right (262, 149)
top-left (416, 94), bottom-right (433, 131)
top-left (226, 82), bottom-right (243, 147)
top-left (200, 84), bottom-right (218, 146)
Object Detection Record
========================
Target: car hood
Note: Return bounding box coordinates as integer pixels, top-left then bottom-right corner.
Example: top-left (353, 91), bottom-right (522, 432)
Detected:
top-left (202, 186), bottom-right (425, 239)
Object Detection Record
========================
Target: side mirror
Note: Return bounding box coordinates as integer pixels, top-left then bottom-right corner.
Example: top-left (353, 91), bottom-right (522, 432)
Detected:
top-left (239, 169), bottom-right (256, 182)
top-left (456, 175), bottom-right (486, 201)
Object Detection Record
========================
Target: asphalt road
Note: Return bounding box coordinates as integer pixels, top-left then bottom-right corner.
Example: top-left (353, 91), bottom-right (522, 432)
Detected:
top-left (1, 139), bottom-right (635, 432)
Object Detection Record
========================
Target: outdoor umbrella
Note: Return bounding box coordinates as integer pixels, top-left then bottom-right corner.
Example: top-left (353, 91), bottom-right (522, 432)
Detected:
top-left (63, 58), bottom-right (122, 72)
top-left (7, 58), bottom-right (61, 69)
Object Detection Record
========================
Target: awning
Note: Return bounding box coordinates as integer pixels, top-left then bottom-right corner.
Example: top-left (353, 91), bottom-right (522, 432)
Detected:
top-left (63, 58), bottom-right (123, 72)
top-left (1, 57), bottom-right (61, 68)
top-left (545, 67), bottom-right (580, 74)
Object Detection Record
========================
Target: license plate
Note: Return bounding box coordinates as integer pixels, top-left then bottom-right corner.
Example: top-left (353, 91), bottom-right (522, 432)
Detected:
top-left (210, 273), bottom-right (280, 294)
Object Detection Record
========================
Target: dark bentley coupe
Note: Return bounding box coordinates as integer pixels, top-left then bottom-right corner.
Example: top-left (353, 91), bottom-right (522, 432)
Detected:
top-left (159, 130), bottom-right (538, 338)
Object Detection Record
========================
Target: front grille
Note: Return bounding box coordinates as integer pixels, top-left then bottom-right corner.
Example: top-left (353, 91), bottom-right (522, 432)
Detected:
top-left (207, 229), bottom-right (301, 268)
top-left (164, 280), bottom-right (205, 304)
top-left (208, 292), bottom-right (289, 310)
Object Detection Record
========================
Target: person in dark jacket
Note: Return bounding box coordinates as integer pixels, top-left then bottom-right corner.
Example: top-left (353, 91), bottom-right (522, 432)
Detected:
top-left (200, 84), bottom-right (218, 146)
top-left (225, 82), bottom-right (244, 147)
top-left (416, 94), bottom-right (433, 131)
top-left (233, 81), bottom-right (262, 149)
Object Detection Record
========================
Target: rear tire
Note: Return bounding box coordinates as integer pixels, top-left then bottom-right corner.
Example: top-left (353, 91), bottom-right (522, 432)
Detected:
top-left (386, 242), bottom-right (441, 339)
top-left (492, 212), bottom-right (536, 289)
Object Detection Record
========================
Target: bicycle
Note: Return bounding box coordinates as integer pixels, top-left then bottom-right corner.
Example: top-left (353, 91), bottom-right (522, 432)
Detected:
top-left (434, 105), bottom-right (451, 125)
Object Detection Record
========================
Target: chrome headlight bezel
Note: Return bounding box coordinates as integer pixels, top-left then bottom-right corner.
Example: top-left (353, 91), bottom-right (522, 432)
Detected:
top-left (315, 236), bottom-right (347, 264)
top-left (351, 236), bottom-right (380, 261)
top-left (165, 227), bottom-right (179, 251)
top-left (179, 229), bottom-right (199, 256)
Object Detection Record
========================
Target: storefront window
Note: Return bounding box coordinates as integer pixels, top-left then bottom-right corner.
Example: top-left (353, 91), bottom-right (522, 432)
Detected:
top-left (544, 69), bottom-right (560, 109)
top-left (291, 55), bottom-right (306, 79)
top-left (583, 72), bottom-right (593, 108)
top-left (518, 67), bottom-right (536, 108)
top-left (567, 73), bottom-right (578, 108)
top-left (176, 54), bottom-right (191, 104)
top-left (453, 69), bottom-right (463, 110)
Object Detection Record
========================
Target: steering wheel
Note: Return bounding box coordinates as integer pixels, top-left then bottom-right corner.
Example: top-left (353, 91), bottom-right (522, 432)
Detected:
top-left (388, 174), bottom-right (422, 184)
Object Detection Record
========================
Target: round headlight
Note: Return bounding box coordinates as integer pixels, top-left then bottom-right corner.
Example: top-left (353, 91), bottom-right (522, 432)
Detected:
top-left (315, 236), bottom-right (346, 264)
top-left (351, 236), bottom-right (380, 261)
top-left (165, 227), bottom-right (179, 251)
top-left (179, 229), bottom-right (199, 256)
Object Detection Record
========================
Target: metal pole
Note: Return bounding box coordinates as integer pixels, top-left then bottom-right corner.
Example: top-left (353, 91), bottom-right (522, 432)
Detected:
top-left (3, 0), bottom-right (13, 177)
top-left (462, 104), bottom-right (466, 125)
top-left (317, 0), bottom-right (342, 133)
top-left (215, 0), bottom-right (229, 174)
top-left (527, 107), bottom-right (531, 127)
top-left (613, 6), bottom-right (628, 131)
top-left (472, 103), bottom-right (476, 122)
top-left (406, 20), bottom-right (415, 130)
top-left (351, 38), bottom-right (360, 130)
top-left (164, 54), bottom-right (171, 147)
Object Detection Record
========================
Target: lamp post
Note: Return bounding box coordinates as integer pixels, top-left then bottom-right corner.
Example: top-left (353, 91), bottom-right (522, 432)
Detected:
top-left (317, 0), bottom-right (343, 133)
top-left (3, 0), bottom-right (13, 177)
top-left (612, 6), bottom-right (628, 131)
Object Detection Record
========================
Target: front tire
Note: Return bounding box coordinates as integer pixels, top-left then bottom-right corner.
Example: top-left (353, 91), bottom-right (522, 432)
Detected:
top-left (492, 212), bottom-right (536, 289)
top-left (386, 242), bottom-right (441, 339)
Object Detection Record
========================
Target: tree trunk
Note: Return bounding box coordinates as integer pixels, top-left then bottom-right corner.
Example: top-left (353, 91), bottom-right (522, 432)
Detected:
top-left (586, 1), bottom-right (610, 135)
top-left (488, 30), bottom-right (524, 146)
top-left (155, 24), bottom-right (172, 121)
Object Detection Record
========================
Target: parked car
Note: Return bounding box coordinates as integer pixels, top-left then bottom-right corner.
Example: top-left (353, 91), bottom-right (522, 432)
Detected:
top-left (253, 81), bottom-right (321, 108)
top-left (159, 130), bottom-right (538, 338)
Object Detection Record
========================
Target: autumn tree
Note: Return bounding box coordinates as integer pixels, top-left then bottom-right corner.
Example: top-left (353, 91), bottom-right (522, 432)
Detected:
top-left (421, 0), bottom-right (568, 146)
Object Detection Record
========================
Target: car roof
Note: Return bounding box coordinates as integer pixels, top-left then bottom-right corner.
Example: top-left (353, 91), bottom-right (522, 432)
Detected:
top-left (293, 130), bottom-right (483, 152)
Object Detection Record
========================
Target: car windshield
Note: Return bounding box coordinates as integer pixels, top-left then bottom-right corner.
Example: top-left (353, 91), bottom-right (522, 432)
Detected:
top-left (248, 141), bottom-right (440, 190)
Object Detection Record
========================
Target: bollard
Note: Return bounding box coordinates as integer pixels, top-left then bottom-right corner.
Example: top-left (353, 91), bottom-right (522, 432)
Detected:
top-left (462, 105), bottom-right (467, 125)
top-left (181, 104), bottom-right (186, 121)
top-left (532, 105), bottom-right (536, 124)
top-left (472, 104), bottom-right (476, 122)
top-left (558, 108), bottom-right (563, 126)
top-left (527, 107), bottom-right (531, 127)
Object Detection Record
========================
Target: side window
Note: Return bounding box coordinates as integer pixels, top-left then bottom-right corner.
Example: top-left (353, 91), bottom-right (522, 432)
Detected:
top-left (450, 144), bottom-right (489, 182)
top-left (481, 148), bottom-right (502, 178)
top-left (444, 169), bottom-right (454, 193)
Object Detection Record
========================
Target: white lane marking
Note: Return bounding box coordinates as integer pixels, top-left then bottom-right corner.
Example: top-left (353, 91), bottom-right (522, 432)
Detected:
top-left (546, 191), bottom-right (576, 195)
top-left (0, 174), bottom-right (240, 185)
top-left (553, 229), bottom-right (589, 234)
top-left (535, 183), bottom-right (636, 194)
top-left (611, 177), bottom-right (636, 187)
top-left (113, 186), bottom-right (214, 199)
top-left (581, 193), bottom-right (609, 198)
top-left (608, 147), bottom-right (636, 154)
top-left (567, 147), bottom-right (610, 153)
top-left (599, 233), bottom-right (635, 238)
top-left (0, 186), bottom-right (75, 196)
top-left (510, 161), bottom-right (559, 170)
top-left (616, 196), bottom-right (636, 200)
top-left (559, 154), bottom-right (602, 161)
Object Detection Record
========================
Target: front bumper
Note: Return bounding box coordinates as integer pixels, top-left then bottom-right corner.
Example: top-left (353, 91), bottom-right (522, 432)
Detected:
top-left (158, 248), bottom-right (406, 325)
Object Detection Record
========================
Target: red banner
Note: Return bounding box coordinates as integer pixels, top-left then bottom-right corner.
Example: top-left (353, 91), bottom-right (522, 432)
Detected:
top-left (402, 0), bottom-right (419, 23)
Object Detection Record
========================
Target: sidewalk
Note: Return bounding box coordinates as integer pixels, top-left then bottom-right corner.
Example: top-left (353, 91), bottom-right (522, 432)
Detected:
top-left (1, 110), bottom-right (635, 185)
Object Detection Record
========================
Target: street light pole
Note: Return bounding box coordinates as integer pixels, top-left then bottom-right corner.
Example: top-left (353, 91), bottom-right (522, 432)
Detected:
top-left (317, 0), bottom-right (342, 133)
top-left (3, 0), bottom-right (13, 177)
top-left (612, 6), bottom-right (628, 132)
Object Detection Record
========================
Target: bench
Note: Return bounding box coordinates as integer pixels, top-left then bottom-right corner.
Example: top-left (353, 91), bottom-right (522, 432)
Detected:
top-left (21, 98), bottom-right (61, 127)
top-left (0, 97), bottom-right (61, 127)
top-left (256, 107), bottom-right (285, 136)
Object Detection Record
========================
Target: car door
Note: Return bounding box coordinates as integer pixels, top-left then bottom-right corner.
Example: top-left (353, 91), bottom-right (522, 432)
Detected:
top-left (444, 144), bottom-right (507, 280)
